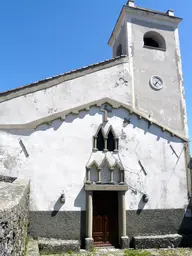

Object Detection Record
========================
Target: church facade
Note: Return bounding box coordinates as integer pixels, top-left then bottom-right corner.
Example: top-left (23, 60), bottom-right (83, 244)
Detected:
top-left (0, 0), bottom-right (191, 249)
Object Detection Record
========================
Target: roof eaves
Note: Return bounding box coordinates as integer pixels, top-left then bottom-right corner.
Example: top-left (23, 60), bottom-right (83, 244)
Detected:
top-left (130, 6), bottom-right (182, 21)
top-left (108, 5), bottom-right (182, 46)
top-left (0, 55), bottom-right (128, 102)
top-left (108, 5), bottom-right (126, 46)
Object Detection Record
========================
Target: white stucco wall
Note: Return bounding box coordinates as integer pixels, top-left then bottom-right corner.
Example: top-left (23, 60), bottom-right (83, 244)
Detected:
top-left (0, 63), bottom-right (131, 125)
top-left (0, 106), bottom-right (188, 212)
top-left (110, 8), bottom-right (188, 137)
top-left (131, 18), bottom-right (186, 136)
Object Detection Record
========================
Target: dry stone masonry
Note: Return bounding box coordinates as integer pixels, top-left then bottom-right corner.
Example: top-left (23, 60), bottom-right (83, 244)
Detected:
top-left (0, 178), bottom-right (29, 256)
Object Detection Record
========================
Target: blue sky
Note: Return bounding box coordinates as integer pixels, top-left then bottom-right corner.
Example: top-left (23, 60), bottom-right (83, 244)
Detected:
top-left (0, 0), bottom-right (191, 151)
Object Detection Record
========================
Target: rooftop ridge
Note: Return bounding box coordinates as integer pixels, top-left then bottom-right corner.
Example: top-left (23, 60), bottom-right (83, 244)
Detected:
top-left (0, 55), bottom-right (127, 100)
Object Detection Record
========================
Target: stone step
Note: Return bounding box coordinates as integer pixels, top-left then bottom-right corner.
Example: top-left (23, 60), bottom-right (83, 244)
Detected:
top-left (133, 234), bottom-right (182, 249)
top-left (38, 238), bottom-right (80, 254)
top-left (95, 246), bottom-right (116, 249)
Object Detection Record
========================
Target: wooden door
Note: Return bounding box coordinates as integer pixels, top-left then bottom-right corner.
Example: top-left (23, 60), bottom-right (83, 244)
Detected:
top-left (93, 191), bottom-right (118, 247)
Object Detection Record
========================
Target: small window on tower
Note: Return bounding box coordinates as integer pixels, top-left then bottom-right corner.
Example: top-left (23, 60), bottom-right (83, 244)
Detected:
top-left (116, 44), bottom-right (122, 57)
top-left (143, 31), bottom-right (166, 51)
top-left (144, 37), bottom-right (159, 48)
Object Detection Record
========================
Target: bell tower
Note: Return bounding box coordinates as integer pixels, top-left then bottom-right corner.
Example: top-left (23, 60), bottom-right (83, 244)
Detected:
top-left (108, 0), bottom-right (188, 137)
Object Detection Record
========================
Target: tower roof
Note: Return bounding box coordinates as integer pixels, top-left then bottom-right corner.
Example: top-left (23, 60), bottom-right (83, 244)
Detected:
top-left (108, 0), bottom-right (182, 46)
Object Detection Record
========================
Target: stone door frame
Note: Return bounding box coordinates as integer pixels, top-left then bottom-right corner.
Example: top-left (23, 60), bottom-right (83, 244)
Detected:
top-left (84, 184), bottom-right (129, 250)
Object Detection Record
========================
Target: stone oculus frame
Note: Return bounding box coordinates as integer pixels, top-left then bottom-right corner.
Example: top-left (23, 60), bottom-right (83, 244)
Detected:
top-left (84, 183), bottom-right (129, 250)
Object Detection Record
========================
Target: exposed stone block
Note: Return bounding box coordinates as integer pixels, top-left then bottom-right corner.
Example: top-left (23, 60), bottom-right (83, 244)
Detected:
top-left (121, 236), bottom-right (130, 249)
top-left (133, 234), bottom-right (182, 249)
top-left (85, 238), bottom-right (94, 251)
top-left (0, 179), bottom-right (30, 256)
top-left (38, 238), bottom-right (80, 254)
top-left (27, 239), bottom-right (40, 256)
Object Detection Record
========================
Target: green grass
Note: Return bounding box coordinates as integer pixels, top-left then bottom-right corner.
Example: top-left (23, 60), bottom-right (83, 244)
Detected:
top-left (90, 246), bottom-right (97, 253)
top-left (39, 248), bottom-right (192, 256)
top-left (124, 249), bottom-right (151, 256)
top-left (24, 235), bottom-right (29, 256)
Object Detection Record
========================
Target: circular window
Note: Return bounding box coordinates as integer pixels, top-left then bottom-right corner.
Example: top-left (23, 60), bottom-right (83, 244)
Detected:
top-left (149, 76), bottom-right (164, 90)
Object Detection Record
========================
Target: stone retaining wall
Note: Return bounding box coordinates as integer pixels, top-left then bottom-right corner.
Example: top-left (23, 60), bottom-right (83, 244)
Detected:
top-left (0, 179), bottom-right (30, 256)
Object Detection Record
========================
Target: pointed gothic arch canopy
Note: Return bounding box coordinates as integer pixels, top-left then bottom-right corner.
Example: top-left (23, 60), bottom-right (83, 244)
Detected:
top-left (85, 151), bottom-right (125, 185)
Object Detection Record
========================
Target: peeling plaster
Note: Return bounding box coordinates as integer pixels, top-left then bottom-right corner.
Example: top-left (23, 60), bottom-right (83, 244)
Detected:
top-left (0, 107), bottom-right (188, 211)
top-left (3, 155), bottom-right (18, 170)
top-left (110, 13), bottom-right (188, 137)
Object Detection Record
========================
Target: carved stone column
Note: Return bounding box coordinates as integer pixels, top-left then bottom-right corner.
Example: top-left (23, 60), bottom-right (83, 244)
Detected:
top-left (93, 136), bottom-right (97, 151)
top-left (104, 137), bottom-right (108, 152)
top-left (86, 168), bottom-right (91, 184)
top-left (97, 168), bottom-right (102, 184)
top-left (85, 191), bottom-right (94, 250)
top-left (120, 169), bottom-right (124, 184)
top-left (110, 168), bottom-right (114, 184)
top-left (114, 137), bottom-right (119, 152)
top-left (119, 191), bottom-right (129, 248)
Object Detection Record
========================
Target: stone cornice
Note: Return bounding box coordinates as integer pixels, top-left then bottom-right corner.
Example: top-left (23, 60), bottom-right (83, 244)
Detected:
top-left (108, 5), bottom-right (182, 46)
top-left (84, 184), bottom-right (128, 191)
top-left (0, 97), bottom-right (188, 142)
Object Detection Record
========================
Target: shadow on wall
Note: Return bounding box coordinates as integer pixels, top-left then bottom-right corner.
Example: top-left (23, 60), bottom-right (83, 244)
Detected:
top-left (3, 105), bottom-right (182, 145)
top-left (48, 186), bottom-right (86, 247)
top-left (74, 186), bottom-right (86, 210)
top-left (177, 161), bottom-right (192, 246)
top-left (131, 19), bottom-right (175, 32)
top-left (51, 196), bottom-right (64, 217)
top-left (136, 195), bottom-right (147, 215)
top-left (0, 175), bottom-right (17, 183)
top-left (50, 186), bottom-right (86, 216)
top-left (108, 107), bottom-right (182, 144)
top-left (74, 186), bottom-right (86, 248)
top-left (3, 107), bottom-right (98, 136)
top-left (178, 202), bottom-right (192, 247)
